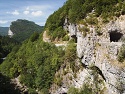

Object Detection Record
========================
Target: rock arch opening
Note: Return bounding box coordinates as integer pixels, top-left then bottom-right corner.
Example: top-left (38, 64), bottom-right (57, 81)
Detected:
top-left (71, 35), bottom-right (77, 43)
top-left (90, 66), bottom-right (106, 81)
top-left (110, 32), bottom-right (123, 42)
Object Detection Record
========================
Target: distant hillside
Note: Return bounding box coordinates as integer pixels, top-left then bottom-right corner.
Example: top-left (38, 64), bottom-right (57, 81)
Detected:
top-left (10, 19), bottom-right (44, 42)
top-left (0, 27), bottom-right (9, 36)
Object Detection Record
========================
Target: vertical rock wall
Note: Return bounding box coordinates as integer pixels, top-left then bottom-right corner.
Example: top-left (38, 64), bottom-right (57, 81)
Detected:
top-left (76, 16), bottom-right (125, 94)
top-left (64, 15), bottom-right (125, 94)
top-left (50, 16), bottom-right (125, 94)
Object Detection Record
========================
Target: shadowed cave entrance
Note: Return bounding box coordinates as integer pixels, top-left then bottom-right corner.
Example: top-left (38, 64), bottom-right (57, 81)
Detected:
top-left (110, 32), bottom-right (123, 42)
top-left (71, 35), bottom-right (77, 43)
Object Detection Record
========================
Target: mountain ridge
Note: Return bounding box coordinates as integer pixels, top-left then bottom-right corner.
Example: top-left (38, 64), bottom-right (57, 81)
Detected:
top-left (10, 19), bottom-right (44, 42)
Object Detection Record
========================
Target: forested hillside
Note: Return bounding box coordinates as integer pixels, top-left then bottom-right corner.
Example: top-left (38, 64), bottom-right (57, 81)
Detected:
top-left (0, 35), bottom-right (19, 60)
top-left (0, 27), bottom-right (9, 36)
top-left (10, 19), bottom-right (44, 42)
top-left (0, 33), bottom-right (66, 93)
top-left (45, 0), bottom-right (125, 40)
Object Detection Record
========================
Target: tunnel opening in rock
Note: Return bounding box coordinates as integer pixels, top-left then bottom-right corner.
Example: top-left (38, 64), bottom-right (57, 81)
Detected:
top-left (71, 35), bottom-right (77, 43)
top-left (110, 32), bottom-right (123, 42)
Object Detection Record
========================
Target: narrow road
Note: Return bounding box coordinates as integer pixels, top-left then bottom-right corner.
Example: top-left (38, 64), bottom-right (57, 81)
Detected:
top-left (43, 31), bottom-right (51, 42)
top-left (43, 31), bottom-right (68, 47)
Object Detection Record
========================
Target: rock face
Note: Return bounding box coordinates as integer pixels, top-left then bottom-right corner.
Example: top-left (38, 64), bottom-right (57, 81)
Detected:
top-left (76, 15), bottom-right (125, 94)
top-left (43, 31), bottom-right (51, 42)
top-left (58, 16), bottom-right (125, 94)
top-left (64, 18), bottom-right (77, 39)
top-left (8, 28), bottom-right (14, 38)
top-left (50, 16), bottom-right (125, 94)
top-left (11, 76), bottom-right (28, 93)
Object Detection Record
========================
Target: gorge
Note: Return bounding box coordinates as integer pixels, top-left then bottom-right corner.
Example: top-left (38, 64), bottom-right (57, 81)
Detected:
top-left (1, 0), bottom-right (125, 94)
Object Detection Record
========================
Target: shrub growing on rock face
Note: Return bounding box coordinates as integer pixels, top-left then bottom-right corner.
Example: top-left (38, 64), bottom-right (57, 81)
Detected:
top-left (62, 35), bottom-right (69, 41)
top-left (117, 44), bottom-right (125, 62)
top-left (68, 86), bottom-right (79, 94)
top-left (67, 84), bottom-right (93, 94)
top-left (78, 26), bottom-right (89, 37)
top-left (79, 84), bottom-right (93, 94)
top-left (96, 27), bottom-right (102, 36)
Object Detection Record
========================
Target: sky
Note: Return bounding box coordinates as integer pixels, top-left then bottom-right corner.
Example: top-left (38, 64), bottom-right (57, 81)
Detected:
top-left (0, 0), bottom-right (67, 27)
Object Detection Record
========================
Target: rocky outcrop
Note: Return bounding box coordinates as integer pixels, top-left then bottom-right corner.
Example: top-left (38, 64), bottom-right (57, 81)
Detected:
top-left (76, 15), bottom-right (125, 94)
top-left (8, 28), bottom-right (14, 38)
top-left (64, 18), bottom-right (77, 39)
top-left (50, 16), bottom-right (125, 94)
top-left (11, 76), bottom-right (28, 93)
top-left (43, 31), bottom-right (51, 42)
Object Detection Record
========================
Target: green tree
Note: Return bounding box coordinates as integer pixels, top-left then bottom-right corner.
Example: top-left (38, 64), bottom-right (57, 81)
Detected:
top-left (117, 44), bottom-right (125, 62)
top-left (30, 32), bottom-right (39, 42)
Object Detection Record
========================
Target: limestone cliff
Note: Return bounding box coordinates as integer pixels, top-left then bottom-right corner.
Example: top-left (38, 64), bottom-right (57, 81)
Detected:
top-left (50, 15), bottom-right (125, 94)
top-left (76, 15), bottom-right (125, 94)
top-left (8, 28), bottom-right (14, 38)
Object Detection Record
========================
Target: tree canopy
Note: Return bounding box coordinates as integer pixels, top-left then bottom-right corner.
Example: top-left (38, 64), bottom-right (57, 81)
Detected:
top-left (45, 0), bottom-right (125, 40)
top-left (0, 34), bottom-right (64, 93)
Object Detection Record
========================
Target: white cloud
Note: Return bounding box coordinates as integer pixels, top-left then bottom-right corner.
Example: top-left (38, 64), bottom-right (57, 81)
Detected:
top-left (7, 10), bottom-right (20, 15)
top-left (26, 7), bottom-right (30, 10)
top-left (23, 10), bottom-right (30, 15)
top-left (0, 20), bottom-right (8, 24)
top-left (25, 5), bottom-right (52, 11)
top-left (12, 10), bottom-right (19, 15)
top-left (31, 11), bottom-right (43, 17)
